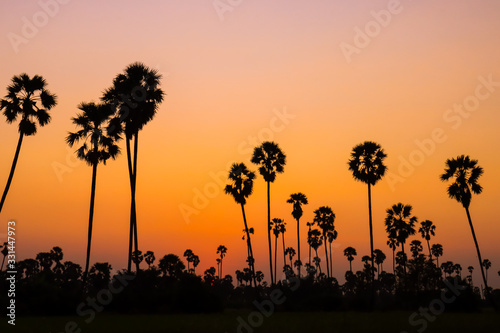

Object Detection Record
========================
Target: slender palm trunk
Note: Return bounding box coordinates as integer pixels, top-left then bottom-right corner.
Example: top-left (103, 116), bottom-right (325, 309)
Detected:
top-left (426, 239), bottom-right (432, 261)
top-left (296, 218), bottom-right (301, 278)
top-left (367, 183), bottom-right (375, 280)
top-left (126, 137), bottom-right (134, 273)
top-left (401, 243), bottom-right (407, 275)
top-left (314, 248), bottom-right (321, 274)
top-left (349, 260), bottom-right (352, 273)
top-left (282, 232), bottom-right (286, 270)
top-left (392, 248), bottom-right (395, 275)
top-left (323, 236), bottom-right (329, 278)
top-left (266, 182), bottom-right (273, 285)
top-left (241, 203), bottom-right (257, 288)
top-left (132, 132), bottom-right (140, 272)
top-left (465, 207), bottom-right (489, 297)
top-left (329, 241), bottom-right (333, 278)
top-left (0, 133), bottom-right (23, 214)
top-left (274, 236), bottom-right (278, 282)
top-left (220, 256), bottom-right (223, 278)
top-left (308, 230), bottom-right (312, 266)
top-left (83, 161), bottom-right (98, 287)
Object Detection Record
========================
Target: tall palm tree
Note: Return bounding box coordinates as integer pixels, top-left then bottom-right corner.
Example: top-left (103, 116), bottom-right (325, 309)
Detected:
top-left (482, 259), bottom-right (491, 284)
top-left (384, 203), bottom-right (417, 274)
top-left (271, 218), bottom-right (281, 283)
top-left (327, 229), bottom-right (338, 278)
top-left (308, 228), bottom-right (323, 275)
top-left (0, 74), bottom-right (57, 213)
top-left (348, 141), bottom-right (387, 278)
top-left (418, 220), bottom-right (436, 260)
top-left (67, 102), bottom-right (119, 285)
top-left (313, 206), bottom-right (335, 278)
top-left (102, 62), bottom-right (164, 273)
top-left (440, 155), bottom-right (489, 296)
top-left (343, 246), bottom-right (357, 273)
top-left (280, 220), bottom-right (287, 272)
top-left (387, 237), bottom-right (398, 274)
top-left (373, 249), bottom-right (386, 278)
top-left (224, 163), bottom-right (257, 287)
top-left (287, 193), bottom-right (308, 278)
top-left (251, 141), bottom-right (286, 285)
top-left (431, 244), bottom-right (443, 267)
top-left (216, 245), bottom-right (227, 278)
top-left (183, 249), bottom-right (194, 272)
top-left (306, 221), bottom-right (314, 266)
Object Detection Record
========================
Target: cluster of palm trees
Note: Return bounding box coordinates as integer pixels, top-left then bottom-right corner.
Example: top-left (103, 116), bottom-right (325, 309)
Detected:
top-left (224, 140), bottom-right (493, 297)
top-left (0, 63), bottom-right (165, 287)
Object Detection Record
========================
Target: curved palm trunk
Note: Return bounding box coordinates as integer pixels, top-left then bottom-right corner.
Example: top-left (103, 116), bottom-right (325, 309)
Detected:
top-left (132, 132), bottom-right (140, 272)
top-left (465, 207), bottom-right (489, 297)
top-left (126, 137), bottom-right (133, 273)
top-left (0, 133), bottom-right (23, 214)
top-left (323, 236), bottom-right (329, 278)
top-left (83, 161), bottom-right (98, 288)
top-left (296, 218), bottom-right (301, 278)
top-left (241, 203), bottom-right (257, 288)
top-left (426, 239), bottom-right (432, 261)
top-left (266, 182), bottom-right (273, 285)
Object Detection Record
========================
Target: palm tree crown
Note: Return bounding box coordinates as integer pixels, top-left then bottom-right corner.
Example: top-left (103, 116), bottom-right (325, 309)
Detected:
top-left (348, 141), bottom-right (387, 185)
top-left (66, 102), bottom-right (120, 165)
top-left (384, 203), bottom-right (417, 247)
top-left (287, 192), bottom-right (308, 221)
top-left (251, 141), bottom-right (286, 182)
top-left (224, 163), bottom-right (255, 205)
top-left (440, 155), bottom-right (483, 209)
top-left (1, 73), bottom-right (57, 136)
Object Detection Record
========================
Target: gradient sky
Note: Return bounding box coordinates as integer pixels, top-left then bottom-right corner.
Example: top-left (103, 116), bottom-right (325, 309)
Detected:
top-left (1, 0), bottom-right (499, 287)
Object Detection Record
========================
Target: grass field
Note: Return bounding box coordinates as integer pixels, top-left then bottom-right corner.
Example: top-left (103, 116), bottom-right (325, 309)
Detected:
top-left (2, 310), bottom-right (499, 333)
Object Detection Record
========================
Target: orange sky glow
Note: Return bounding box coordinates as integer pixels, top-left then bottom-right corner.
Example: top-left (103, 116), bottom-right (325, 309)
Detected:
top-left (0, 0), bottom-right (499, 286)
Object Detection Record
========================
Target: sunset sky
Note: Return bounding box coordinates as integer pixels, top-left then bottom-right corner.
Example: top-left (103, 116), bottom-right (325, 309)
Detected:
top-left (0, 0), bottom-right (499, 286)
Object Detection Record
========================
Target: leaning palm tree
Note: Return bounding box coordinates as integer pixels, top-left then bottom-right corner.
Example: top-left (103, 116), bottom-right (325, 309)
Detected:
top-left (343, 246), bottom-right (357, 273)
top-left (348, 141), bottom-right (387, 277)
top-left (102, 62), bottom-right (164, 273)
top-left (251, 141), bottom-right (286, 285)
top-left (0, 74), bottom-right (57, 213)
top-left (67, 102), bottom-right (119, 285)
top-left (287, 193), bottom-right (308, 278)
top-left (418, 220), bottom-right (436, 260)
top-left (224, 163), bottom-right (257, 287)
top-left (384, 203), bottom-right (417, 274)
top-left (313, 206), bottom-right (335, 278)
top-left (440, 155), bottom-right (490, 296)
top-left (216, 245), bottom-right (227, 278)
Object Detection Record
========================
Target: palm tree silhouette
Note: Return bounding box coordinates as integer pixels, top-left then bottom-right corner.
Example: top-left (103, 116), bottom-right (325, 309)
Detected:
top-left (308, 228), bottom-right (323, 275)
top-left (183, 249), bottom-right (194, 272)
top-left (409, 240), bottom-right (423, 258)
top-left (0, 243), bottom-right (8, 271)
top-left (482, 259), bottom-right (491, 284)
top-left (217, 245), bottom-right (227, 278)
top-left (386, 237), bottom-right (398, 274)
top-left (306, 221), bottom-right (314, 266)
top-left (67, 102), bottom-right (119, 285)
top-left (251, 141), bottom-right (286, 285)
top-left (102, 62), bottom-right (164, 273)
top-left (440, 155), bottom-right (490, 296)
top-left (271, 218), bottom-right (283, 282)
top-left (327, 229), bottom-right (338, 278)
top-left (418, 220), bottom-right (436, 260)
top-left (287, 192), bottom-right (308, 278)
top-left (373, 249), bottom-right (386, 278)
top-left (0, 74), bottom-right (57, 214)
top-left (431, 244), bottom-right (443, 268)
top-left (224, 163), bottom-right (257, 287)
top-left (314, 206), bottom-right (335, 278)
top-left (144, 251), bottom-right (155, 269)
top-left (343, 246), bottom-right (357, 273)
top-left (348, 141), bottom-right (387, 279)
top-left (384, 203), bottom-right (417, 274)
